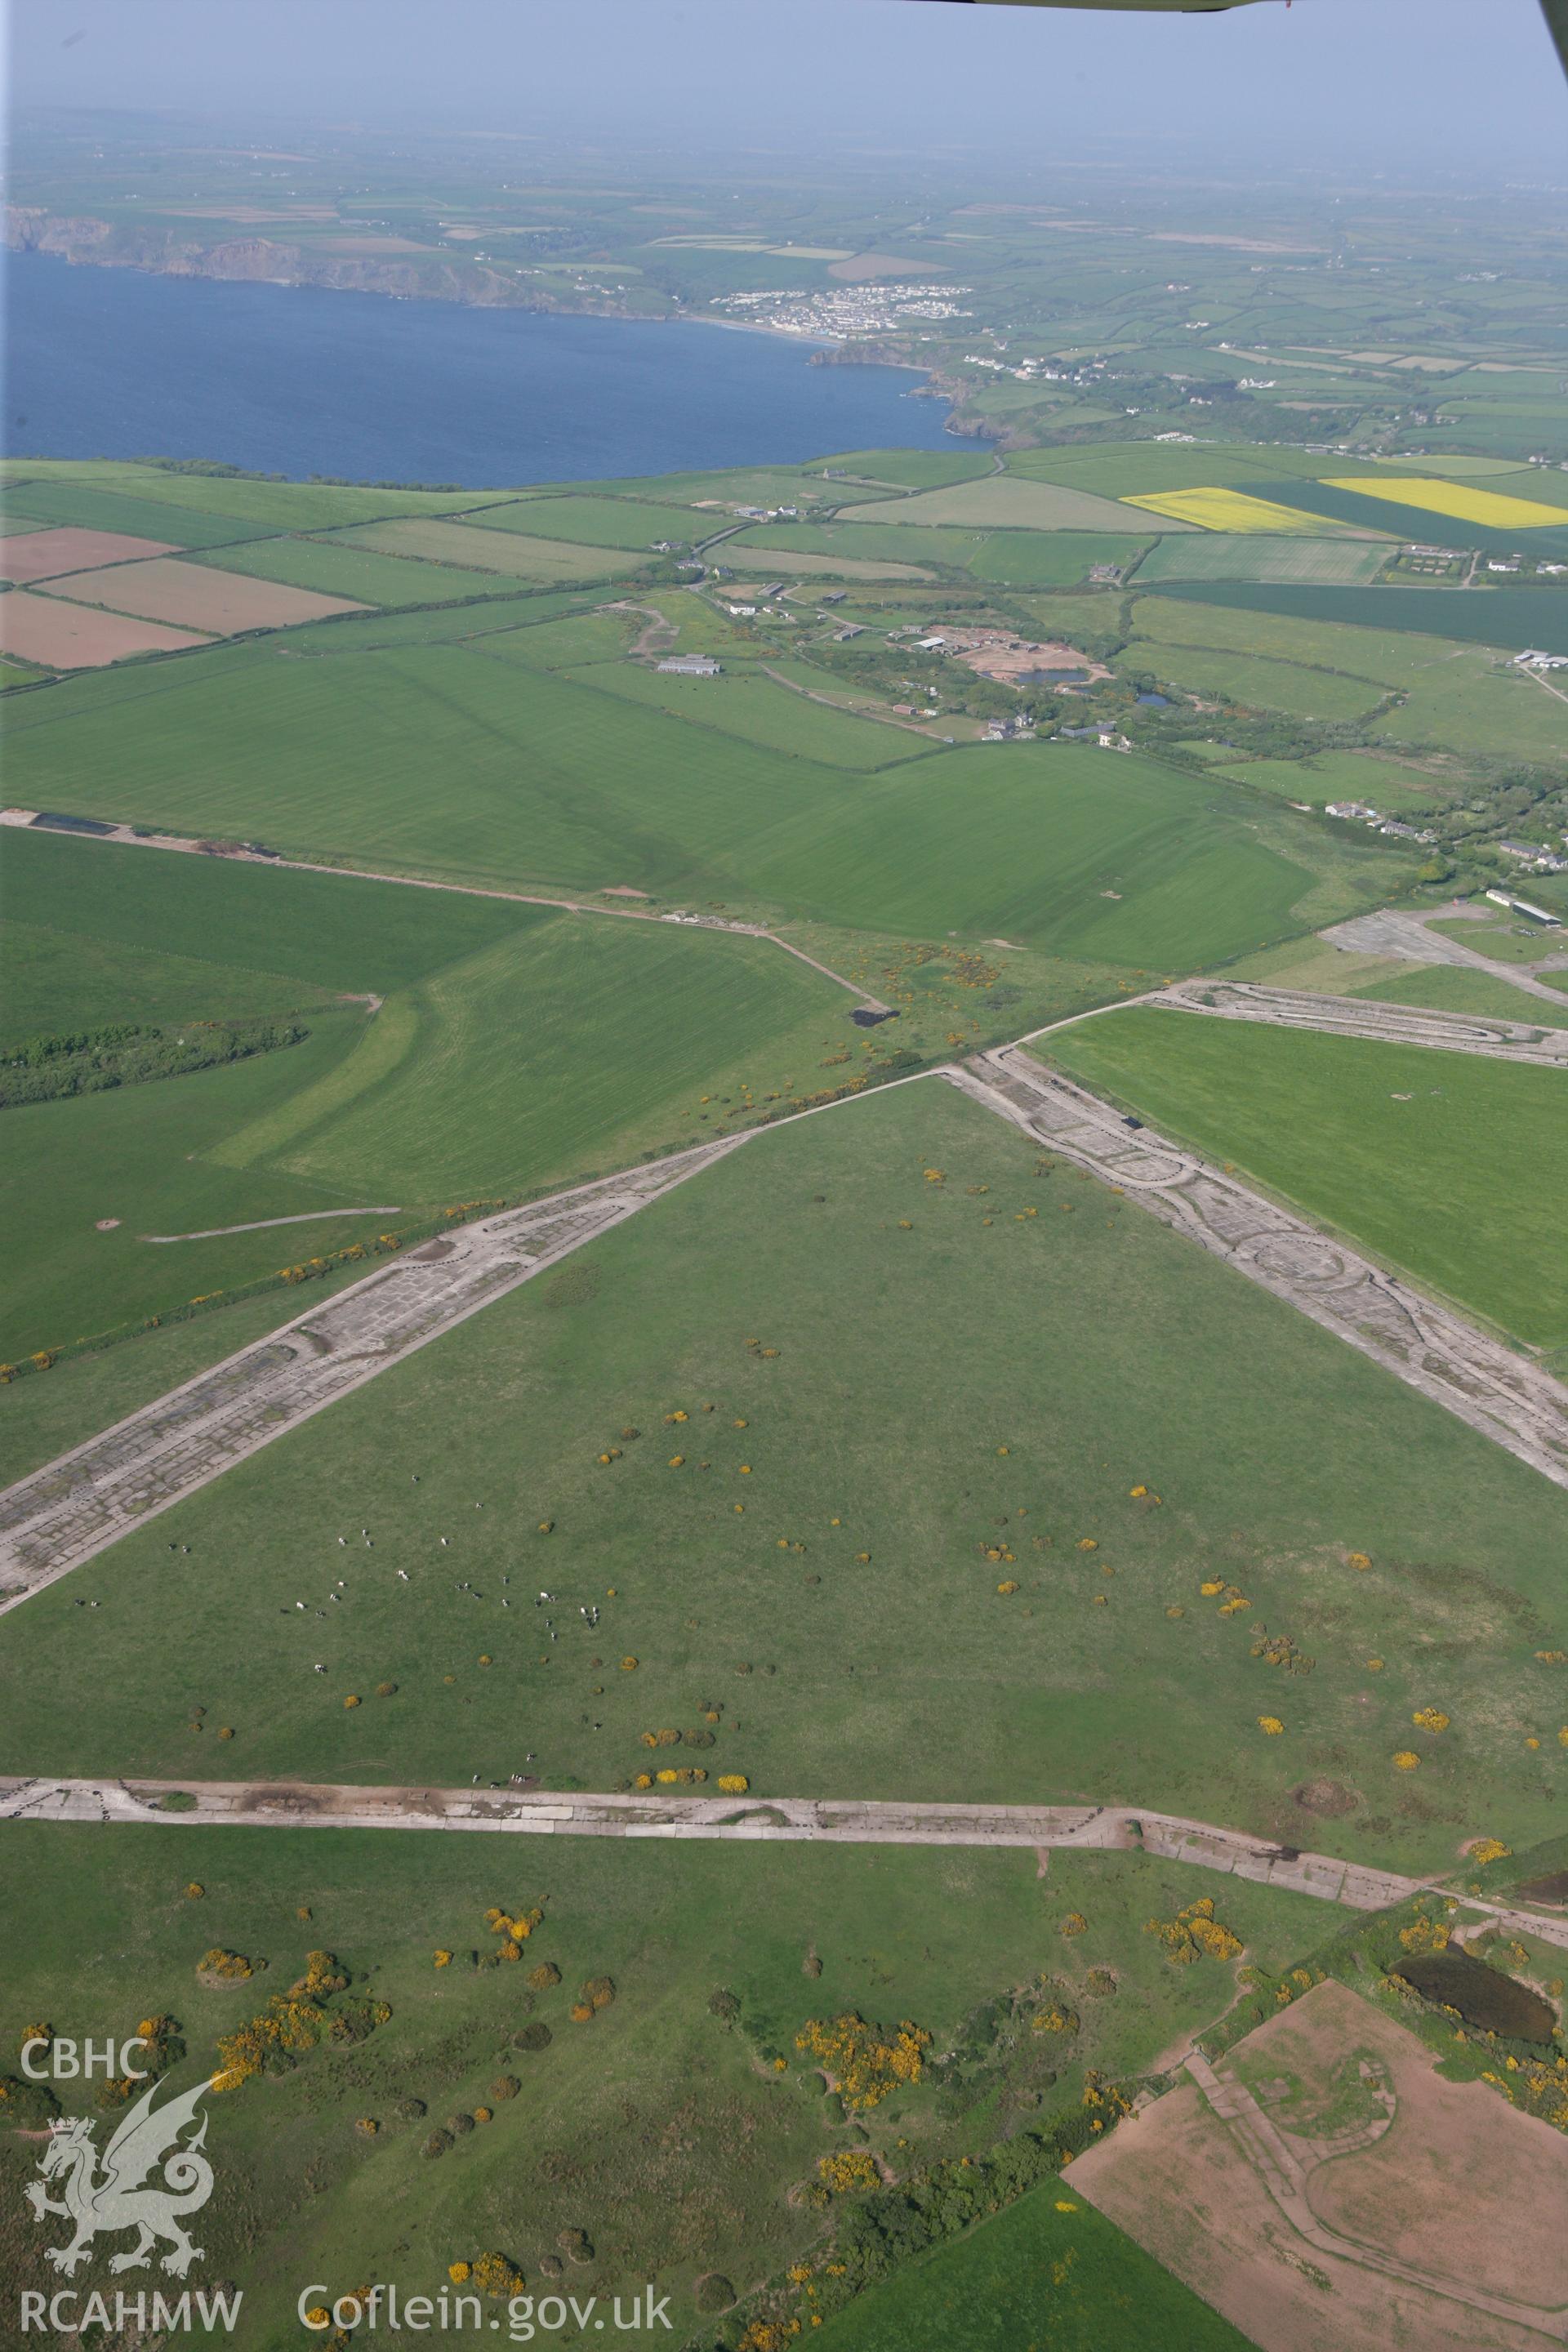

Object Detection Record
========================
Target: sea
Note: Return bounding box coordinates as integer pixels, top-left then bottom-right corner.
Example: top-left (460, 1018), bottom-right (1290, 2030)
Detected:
top-left (4, 253), bottom-right (955, 485)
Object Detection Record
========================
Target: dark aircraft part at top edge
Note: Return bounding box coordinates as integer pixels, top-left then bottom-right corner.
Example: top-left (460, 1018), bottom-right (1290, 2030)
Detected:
top-left (916, 0), bottom-right (1568, 92)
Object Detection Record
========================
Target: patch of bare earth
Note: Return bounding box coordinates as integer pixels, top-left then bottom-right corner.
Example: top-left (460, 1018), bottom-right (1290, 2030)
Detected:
top-left (1068, 1978), bottom-right (1568, 2352)
top-left (0, 590), bottom-right (212, 669)
top-left (2, 527), bottom-right (184, 581)
top-left (34, 558), bottom-right (366, 634)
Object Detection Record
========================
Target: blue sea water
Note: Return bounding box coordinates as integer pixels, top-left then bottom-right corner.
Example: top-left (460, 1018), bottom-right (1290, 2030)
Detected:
top-left (4, 253), bottom-right (954, 485)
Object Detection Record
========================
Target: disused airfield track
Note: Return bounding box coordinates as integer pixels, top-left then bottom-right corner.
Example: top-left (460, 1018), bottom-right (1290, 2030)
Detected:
top-left (1143, 978), bottom-right (1568, 1067)
top-left (954, 1050), bottom-right (1568, 1486)
top-left (3, 1013), bottom-right (1567, 1608)
top-left (5, 1776), bottom-right (1566, 1952)
top-left (0, 1137), bottom-right (752, 1610)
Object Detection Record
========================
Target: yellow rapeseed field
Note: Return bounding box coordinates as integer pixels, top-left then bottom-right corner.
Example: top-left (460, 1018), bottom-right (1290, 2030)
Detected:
top-left (1322, 475), bottom-right (1568, 529)
top-left (1120, 487), bottom-right (1343, 535)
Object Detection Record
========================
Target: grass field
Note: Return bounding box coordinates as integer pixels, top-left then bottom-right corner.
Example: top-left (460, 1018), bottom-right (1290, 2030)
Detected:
top-left (0, 1263), bottom-right (376, 1487)
top-left (1129, 534), bottom-right (1390, 586)
top-left (4, 460), bottom-right (513, 531)
top-left (556, 659), bottom-right (927, 769)
top-left (1129, 592), bottom-right (1568, 760)
top-left (1213, 751), bottom-right (1455, 813)
top-left (1002, 443), bottom-right (1384, 498)
top-left (4, 1080), bottom-right (1566, 1871)
top-left (0, 1008), bottom-right (396, 1360)
top-left (0, 1821), bottom-right (1321, 2349)
top-left (737, 748), bottom-right (1356, 965)
top-left (966, 532), bottom-right (1155, 589)
top-left (1041, 1008), bottom-right (1568, 1346)
top-left (467, 494), bottom-right (718, 550)
top-left (1150, 581), bottom-right (1568, 658)
top-left (194, 534), bottom-right (522, 608)
top-left (2, 479), bottom-right (274, 548)
top-left (0, 823), bottom-right (546, 1009)
top-left (732, 520), bottom-right (990, 568)
top-left (733, 519), bottom-right (1152, 588)
top-left (1221, 935), bottom-right (1562, 1022)
top-left (812, 447), bottom-right (996, 488)
top-left (1115, 641), bottom-right (1386, 724)
top-left (1427, 916), bottom-right (1565, 965)
top-left (817, 2173), bottom-right (1252, 2352)
top-left (839, 479), bottom-right (1167, 534)
top-left (333, 517), bottom-right (646, 581)
top-left (212, 912), bottom-right (866, 1201)
top-left (716, 545), bottom-right (936, 581)
top-left (1, 638), bottom-right (1388, 960)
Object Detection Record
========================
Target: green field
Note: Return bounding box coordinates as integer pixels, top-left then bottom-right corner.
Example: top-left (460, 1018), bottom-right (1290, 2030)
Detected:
top-left (0, 1265), bottom-right (376, 1487)
top-left (733, 519), bottom-right (990, 568)
top-left (332, 517), bottom-right (647, 581)
top-left (1223, 936), bottom-right (1559, 1023)
top-left (0, 823), bottom-right (544, 1014)
top-left (839, 478), bottom-right (1165, 534)
top-left (5, 1080), bottom-right (1566, 1872)
top-left (3, 460), bottom-right (512, 531)
top-left (1002, 443), bottom-right (1383, 498)
top-left (1214, 751), bottom-right (1454, 813)
top-left (1, 636), bottom-right (1393, 960)
top-left (1151, 582), bottom-right (1568, 658)
top-left (0, 1008), bottom-right (405, 1361)
top-left (813, 447), bottom-right (997, 488)
top-left (0, 829), bottom-right (929, 1355)
top-left (1427, 915), bottom-right (1565, 965)
top-left (212, 912), bottom-right (865, 1200)
top-left (967, 531), bottom-right (1155, 588)
top-left (468, 493), bottom-right (718, 550)
top-left (1130, 534), bottom-right (1390, 587)
top-left (817, 2172), bottom-right (1250, 2352)
top-left (1042, 1008), bottom-right (1568, 1345)
top-left (555, 658), bottom-right (925, 769)
top-left (0, 1821), bottom-right (1320, 2350)
top-left (1, 478), bottom-right (274, 549)
top-left (1116, 642), bottom-right (1386, 724)
top-left (194, 534), bottom-right (523, 608)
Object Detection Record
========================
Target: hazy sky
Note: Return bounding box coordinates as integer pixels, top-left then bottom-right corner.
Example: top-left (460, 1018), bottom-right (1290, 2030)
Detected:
top-left (11, 0), bottom-right (1568, 169)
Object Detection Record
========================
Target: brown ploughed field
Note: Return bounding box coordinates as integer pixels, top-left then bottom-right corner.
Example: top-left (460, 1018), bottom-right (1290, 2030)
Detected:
top-left (35, 557), bottom-right (368, 634)
top-left (1070, 1979), bottom-right (1568, 2352)
top-left (0, 590), bottom-right (213, 670)
top-left (2, 526), bottom-right (184, 582)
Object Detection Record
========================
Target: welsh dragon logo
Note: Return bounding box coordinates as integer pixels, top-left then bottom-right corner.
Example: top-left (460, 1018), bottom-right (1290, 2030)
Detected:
top-left (25, 2074), bottom-right (216, 2278)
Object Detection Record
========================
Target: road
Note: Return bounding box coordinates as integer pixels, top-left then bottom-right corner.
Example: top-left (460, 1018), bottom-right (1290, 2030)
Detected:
top-left (4, 1775), bottom-right (1565, 1949)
